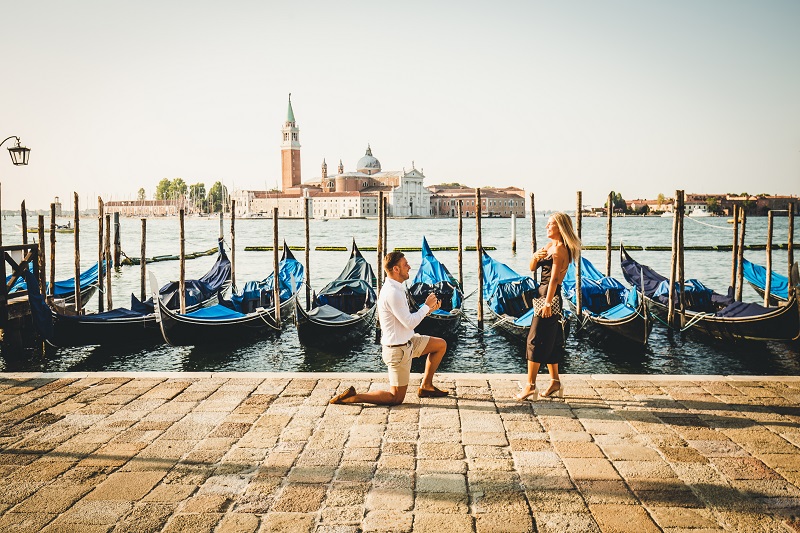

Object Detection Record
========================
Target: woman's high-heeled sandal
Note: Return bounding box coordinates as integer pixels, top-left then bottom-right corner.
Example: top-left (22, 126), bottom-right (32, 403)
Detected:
top-left (515, 382), bottom-right (538, 401)
top-left (539, 379), bottom-right (564, 400)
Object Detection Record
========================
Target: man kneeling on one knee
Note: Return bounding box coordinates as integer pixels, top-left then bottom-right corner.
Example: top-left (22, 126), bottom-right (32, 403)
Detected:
top-left (330, 251), bottom-right (449, 405)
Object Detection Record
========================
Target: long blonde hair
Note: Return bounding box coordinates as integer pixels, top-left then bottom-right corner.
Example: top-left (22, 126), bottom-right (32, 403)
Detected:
top-left (551, 212), bottom-right (581, 263)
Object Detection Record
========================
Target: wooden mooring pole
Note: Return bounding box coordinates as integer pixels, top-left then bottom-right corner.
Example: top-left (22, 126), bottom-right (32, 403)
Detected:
top-left (731, 204), bottom-right (739, 293)
top-left (37, 216), bottom-right (46, 297)
top-left (73, 193), bottom-right (80, 313)
top-left (764, 210), bottom-right (774, 307)
top-left (667, 191), bottom-right (679, 327)
top-left (575, 191), bottom-right (583, 319)
top-left (735, 208), bottom-right (747, 302)
top-left (304, 197), bottom-right (311, 310)
top-left (377, 191), bottom-right (384, 291)
top-left (457, 200), bottom-right (463, 290)
top-left (383, 196), bottom-right (388, 255)
top-left (98, 197), bottom-right (104, 313)
top-left (677, 190), bottom-right (686, 326)
top-left (530, 193), bottom-right (536, 255)
top-left (606, 191), bottom-right (613, 277)
top-left (230, 200), bottom-right (236, 290)
top-left (789, 202), bottom-right (795, 300)
top-left (49, 203), bottom-right (56, 300)
top-left (179, 208), bottom-right (186, 314)
top-left (476, 188), bottom-right (484, 329)
top-left (140, 219), bottom-right (146, 302)
top-left (511, 213), bottom-right (517, 253)
top-left (272, 207), bottom-right (281, 328)
top-left (105, 214), bottom-right (112, 310)
top-left (20, 200), bottom-right (27, 245)
top-left (113, 212), bottom-right (121, 268)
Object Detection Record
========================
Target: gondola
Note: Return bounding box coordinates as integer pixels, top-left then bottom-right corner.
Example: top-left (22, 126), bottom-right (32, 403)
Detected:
top-left (481, 249), bottom-right (568, 347)
top-left (562, 256), bottom-right (651, 346)
top-left (155, 243), bottom-right (303, 346)
top-left (9, 261), bottom-right (106, 309)
top-left (742, 258), bottom-right (793, 305)
top-left (406, 237), bottom-right (463, 340)
top-left (295, 240), bottom-right (377, 347)
top-left (620, 244), bottom-right (800, 342)
top-left (44, 241), bottom-right (231, 347)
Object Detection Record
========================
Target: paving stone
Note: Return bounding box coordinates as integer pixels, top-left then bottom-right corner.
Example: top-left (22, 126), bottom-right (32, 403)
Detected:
top-left (12, 483), bottom-right (91, 513)
top-left (562, 458), bottom-right (621, 481)
top-left (111, 502), bottom-right (175, 533)
top-left (647, 506), bottom-right (720, 529)
top-left (414, 491), bottom-right (469, 514)
top-left (365, 487), bottom-right (414, 511)
top-left (206, 512), bottom-right (260, 533)
top-left (362, 509), bottom-right (413, 532)
top-left (474, 512), bottom-right (534, 533)
top-left (417, 473), bottom-right (467, 493)
top-left (57, 500), bottom-right (134, 525)
top-left (412, 512), bottom-right (474, 533)
top-left (590, 503), bottom-right (660, 532)
top-left (272, 484), bottom-right (327, 513)
top-left (0, 511), bottom-right (57, 533)
top-left (574, 480), bottom-right (638, 505)
top-left (160, 512), bottom-right (223, 533)
top-left (525, 489), bottom-right (589, 513)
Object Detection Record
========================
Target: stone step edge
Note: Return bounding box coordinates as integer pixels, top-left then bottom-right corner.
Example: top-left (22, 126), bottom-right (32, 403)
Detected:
top-left (1, 371), bottom-right (799, 382)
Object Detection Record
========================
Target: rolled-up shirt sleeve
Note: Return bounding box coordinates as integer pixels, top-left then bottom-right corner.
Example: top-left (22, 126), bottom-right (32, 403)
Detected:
top-left (386, 286), bottom-right (428, 330)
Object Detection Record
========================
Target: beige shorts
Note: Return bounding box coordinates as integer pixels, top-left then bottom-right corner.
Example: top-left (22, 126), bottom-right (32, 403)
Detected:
top-left (382, 334), bottom-right (432, 387)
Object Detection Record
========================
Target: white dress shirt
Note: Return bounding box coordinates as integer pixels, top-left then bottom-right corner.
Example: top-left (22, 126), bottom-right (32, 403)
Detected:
top-left (378, 277), bottom-right (429, 346)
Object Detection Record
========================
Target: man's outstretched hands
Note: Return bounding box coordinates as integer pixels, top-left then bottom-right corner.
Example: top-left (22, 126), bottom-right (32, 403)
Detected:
top-left (424, 293), bottom-right (441, 313)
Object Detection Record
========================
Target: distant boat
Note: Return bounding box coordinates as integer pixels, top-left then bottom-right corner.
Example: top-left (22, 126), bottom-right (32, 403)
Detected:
top-left (660, 212), bottom-right (674, 218)
top-left (688, 209), bottom-right (710, 217)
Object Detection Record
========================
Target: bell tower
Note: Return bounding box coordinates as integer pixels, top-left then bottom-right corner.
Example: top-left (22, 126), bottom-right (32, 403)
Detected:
top-left (281, 94), bottom-right (301, 190)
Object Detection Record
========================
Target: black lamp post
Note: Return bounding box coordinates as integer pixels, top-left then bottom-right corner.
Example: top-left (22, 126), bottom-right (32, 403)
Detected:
top-left (1, 136), bottom-right (31, 166)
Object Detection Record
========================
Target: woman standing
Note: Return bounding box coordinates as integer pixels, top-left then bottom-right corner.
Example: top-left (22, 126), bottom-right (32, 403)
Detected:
top-left (516, 212), bottom-right (581, 400)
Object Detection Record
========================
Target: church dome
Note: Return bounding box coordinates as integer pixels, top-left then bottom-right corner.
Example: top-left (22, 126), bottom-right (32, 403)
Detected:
top-left (356, 145), bottom-right (381, 174)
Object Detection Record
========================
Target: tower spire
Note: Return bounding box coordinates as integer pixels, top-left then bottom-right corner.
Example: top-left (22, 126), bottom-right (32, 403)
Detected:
top-left (286, 93), bottom-right (296, 123)
top-left (281, 94), bottom-right (301, 190)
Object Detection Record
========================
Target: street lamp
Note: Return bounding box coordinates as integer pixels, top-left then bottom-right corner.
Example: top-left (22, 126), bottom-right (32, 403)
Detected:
top-left (1, 136), bottom-right (31, 166)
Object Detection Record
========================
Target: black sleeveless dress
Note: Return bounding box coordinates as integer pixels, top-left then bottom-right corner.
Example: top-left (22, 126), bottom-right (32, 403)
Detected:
top-left (525, 257), bottom-right (564, 364)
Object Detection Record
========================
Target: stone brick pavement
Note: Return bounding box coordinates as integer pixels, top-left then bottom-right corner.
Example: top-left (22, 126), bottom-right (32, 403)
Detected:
top-left (1, 372), bottom-right (799, 532)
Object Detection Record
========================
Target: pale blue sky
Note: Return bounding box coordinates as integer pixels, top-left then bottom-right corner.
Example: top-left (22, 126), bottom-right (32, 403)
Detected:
top-left (2, 0), bottom-right (798, 211)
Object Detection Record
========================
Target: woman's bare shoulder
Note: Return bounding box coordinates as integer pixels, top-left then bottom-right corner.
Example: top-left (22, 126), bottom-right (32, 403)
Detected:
top-left (551, 243), bottom-right (569, 262)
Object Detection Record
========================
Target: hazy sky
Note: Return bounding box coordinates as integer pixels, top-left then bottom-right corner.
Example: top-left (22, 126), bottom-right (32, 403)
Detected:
top-left (2, 0), bottom-right (798, 211)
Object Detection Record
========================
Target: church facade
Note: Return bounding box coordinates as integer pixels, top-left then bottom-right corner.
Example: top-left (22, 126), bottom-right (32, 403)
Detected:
top-left (232, 97), bottom-right (517, 218)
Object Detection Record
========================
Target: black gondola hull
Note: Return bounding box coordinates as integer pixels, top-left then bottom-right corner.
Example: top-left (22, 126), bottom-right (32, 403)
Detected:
top-left (295, 299), bottom-right (377, 346)
top-left (415, 312), bottom-right (462, 340)
top-left (565, 299), bottom-right (652, 346)
top-left (646, 297), bottom-right (799, 342)
top-left (51, 314), bottom-right (163, 347)
top-left (156, 296), bottom-right (293, 347)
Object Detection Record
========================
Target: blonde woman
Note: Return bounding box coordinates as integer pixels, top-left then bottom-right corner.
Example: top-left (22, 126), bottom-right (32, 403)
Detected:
top-left (516, 212), bottom-right (581, 400)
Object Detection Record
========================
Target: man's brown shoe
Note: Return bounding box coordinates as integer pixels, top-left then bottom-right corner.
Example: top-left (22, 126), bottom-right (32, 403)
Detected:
top-left (418, 386), bottom-right (449, 398)
top-left (330, 386), bottom-right (356, 404)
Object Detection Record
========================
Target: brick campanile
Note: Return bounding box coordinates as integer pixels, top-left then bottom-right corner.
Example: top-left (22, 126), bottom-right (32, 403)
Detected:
top-left (281, 94), bottom-right (301, 190)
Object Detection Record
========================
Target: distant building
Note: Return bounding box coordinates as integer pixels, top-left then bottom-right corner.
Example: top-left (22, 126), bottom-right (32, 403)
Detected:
top-left (429, 185), bottom-right (525, 218)
top-left (105, 199), bottom-right (187, 217)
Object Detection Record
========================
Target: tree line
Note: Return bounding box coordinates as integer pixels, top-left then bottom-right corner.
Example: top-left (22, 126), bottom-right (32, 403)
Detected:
top-left (137, 179), bottom-right (230, 213)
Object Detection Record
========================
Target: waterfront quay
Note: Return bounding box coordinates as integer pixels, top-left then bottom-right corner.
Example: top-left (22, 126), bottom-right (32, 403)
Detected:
top-left (1, 373), bottom-right (799, 532)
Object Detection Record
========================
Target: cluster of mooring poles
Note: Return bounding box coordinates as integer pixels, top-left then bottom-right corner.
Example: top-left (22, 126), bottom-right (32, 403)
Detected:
top-left (3, 186), bottom-right (797, 353)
